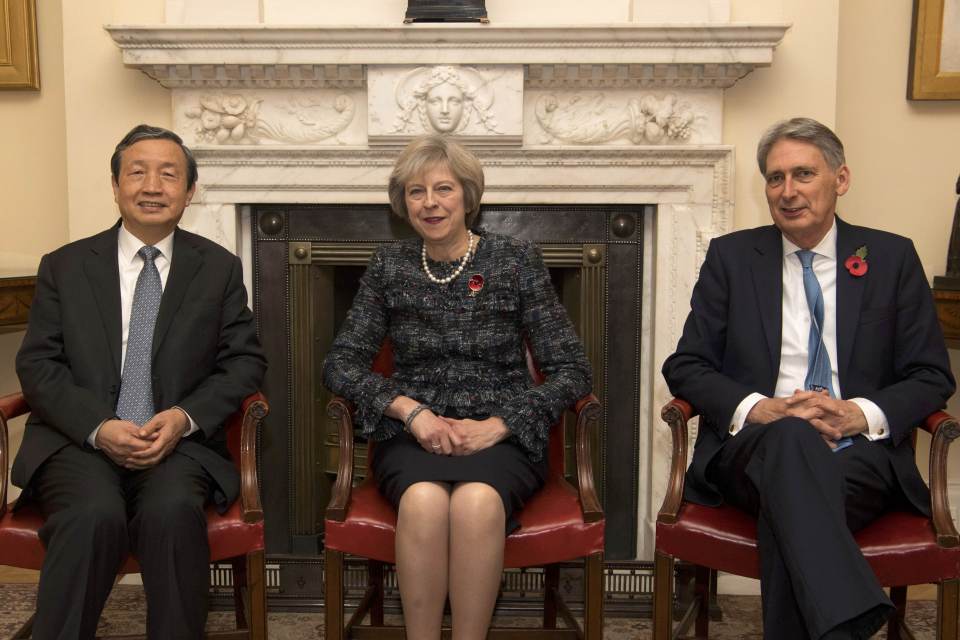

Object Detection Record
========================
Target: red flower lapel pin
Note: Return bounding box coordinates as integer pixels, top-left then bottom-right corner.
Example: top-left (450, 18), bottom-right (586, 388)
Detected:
top-left (844, 245), bottom-right (868, 277)
top-left (467, 273), bottom-right (485, 296)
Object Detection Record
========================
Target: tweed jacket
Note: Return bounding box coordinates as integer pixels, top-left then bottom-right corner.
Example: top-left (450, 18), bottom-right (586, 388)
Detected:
top-left (323, 232), bottom-right (591, 462)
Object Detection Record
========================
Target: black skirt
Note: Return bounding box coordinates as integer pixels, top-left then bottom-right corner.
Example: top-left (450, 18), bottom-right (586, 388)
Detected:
top-left (371, 432), bottom-right (547, 534)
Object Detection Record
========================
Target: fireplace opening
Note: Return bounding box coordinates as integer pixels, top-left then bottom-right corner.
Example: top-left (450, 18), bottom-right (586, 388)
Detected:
top-left (253, 203), bottom-right (648, 565)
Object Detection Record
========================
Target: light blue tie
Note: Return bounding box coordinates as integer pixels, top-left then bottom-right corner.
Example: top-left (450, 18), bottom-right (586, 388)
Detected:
top-left (116, 246), bottom-right (162, 426)
top-left (796, 250), bottom-right (836, 398)
top-left (797, 250), bottom-right (851, 450)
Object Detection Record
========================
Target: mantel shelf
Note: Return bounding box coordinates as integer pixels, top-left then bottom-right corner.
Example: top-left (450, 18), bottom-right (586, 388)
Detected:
top-left (106, 23), bottom-right (789, 89)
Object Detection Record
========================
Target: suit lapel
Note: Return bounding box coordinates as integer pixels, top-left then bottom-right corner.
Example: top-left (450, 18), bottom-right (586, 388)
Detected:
top-left (84, 226), bottom-right (123, 375)
top-left (153, 228), bottom-right (202, 356)
top-left (835, 217), bottom-right (865, 386)
top-left (749, 227), bottom-right (784, 382)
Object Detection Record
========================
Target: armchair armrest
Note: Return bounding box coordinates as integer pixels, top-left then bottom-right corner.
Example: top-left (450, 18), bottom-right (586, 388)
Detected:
top-left (573, 394), bottom-right (603, 523)
top-left (325, 396), bottom-right (356, 523)
top-left (920, 411), bottom-right (960, 547)
top-left (657, 397), bottom-right (698, 525)
top-left (237, 392), bottom-right (269, 524)
top-left (0, 392), bottom-right (30, 518)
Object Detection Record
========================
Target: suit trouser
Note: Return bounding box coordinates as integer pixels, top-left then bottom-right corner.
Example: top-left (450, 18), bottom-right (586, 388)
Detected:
top-left (27, 444), bottom-right (211, 640)
top-left (709, 417), bottom-right (907, 640)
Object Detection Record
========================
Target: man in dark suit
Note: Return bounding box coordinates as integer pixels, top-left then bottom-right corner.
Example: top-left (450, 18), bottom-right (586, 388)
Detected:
top-left (13, 124), bottom-right (267, 639)
top-left (662, 117), bottom-right (954, 639)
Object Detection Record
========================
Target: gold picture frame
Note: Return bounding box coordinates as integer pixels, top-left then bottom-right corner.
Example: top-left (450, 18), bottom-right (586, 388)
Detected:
top-left (909, 0), bottom-right (960, 99)
top-left (0, 0), bottom-right (39, 90)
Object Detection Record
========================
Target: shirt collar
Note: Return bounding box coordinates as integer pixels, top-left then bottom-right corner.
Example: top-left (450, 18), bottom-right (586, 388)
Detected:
top-left (118, 224), bottom-right (175, 265)
top-left (782, 219), bottom-right (837, 261)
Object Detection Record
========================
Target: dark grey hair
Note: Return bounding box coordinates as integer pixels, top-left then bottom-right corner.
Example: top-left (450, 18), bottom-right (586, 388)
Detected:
top-left (756, 117), bottom-right (845, 175)
top-left (388, 135), bottom-right (485, 227)
top-left (111, 124), bottom-right (198, 190)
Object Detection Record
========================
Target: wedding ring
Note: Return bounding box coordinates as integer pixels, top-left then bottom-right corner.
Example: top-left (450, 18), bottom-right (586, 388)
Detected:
top-left (431, 443), bottom-right (441, 450)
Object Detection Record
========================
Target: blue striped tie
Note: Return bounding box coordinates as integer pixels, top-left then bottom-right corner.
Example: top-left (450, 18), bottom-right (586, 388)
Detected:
top-left (116, 245), bottom-right (161, 426)
top-left (796, 250), bottom-right (835, 397)
top-left (796, 250), bottom-right (851, 450)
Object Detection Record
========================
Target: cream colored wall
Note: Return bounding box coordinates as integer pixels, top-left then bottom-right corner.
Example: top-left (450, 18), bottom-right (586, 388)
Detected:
top-left (62, 0), bottom-right (168, 242)
top-left (725, 0), bottom-right (841, 231)
top-left (235, 0), bottom-right (632, 24)
top-left (836, 0), bottom-right (960, 287)
top-left (0, 0), bottom-right (68, 262)
top-left (727, 0), bottom-right (960, 282)
top-left (0, 0), bottom-right (68, 502)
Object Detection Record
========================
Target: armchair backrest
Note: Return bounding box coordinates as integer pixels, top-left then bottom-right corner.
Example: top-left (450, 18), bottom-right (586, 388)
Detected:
top-left (366, 339), bottom-right (565, 477)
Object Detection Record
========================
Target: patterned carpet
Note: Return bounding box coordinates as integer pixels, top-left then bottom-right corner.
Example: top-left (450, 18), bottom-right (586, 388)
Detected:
top-left (0, 583), bottom-right (943, 638)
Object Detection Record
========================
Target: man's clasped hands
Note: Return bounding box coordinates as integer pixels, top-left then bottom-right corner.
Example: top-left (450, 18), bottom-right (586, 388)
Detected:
top-left (746, 389), bottom-right (868, 448)
top-left (94, 408), bottom-right (190, 469)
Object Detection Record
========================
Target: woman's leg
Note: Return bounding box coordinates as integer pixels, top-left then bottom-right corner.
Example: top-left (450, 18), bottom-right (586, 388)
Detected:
top-left (448, 482), bottom-right (506, 640)
top-left (396, 481), bottom-right (452, 640)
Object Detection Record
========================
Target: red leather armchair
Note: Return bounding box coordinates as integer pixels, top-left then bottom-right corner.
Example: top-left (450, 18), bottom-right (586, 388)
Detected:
top-left (0, 391), bottom-right (270, 640)
top-left (653, 397), bottom-right (960, 640)
top-left (323, 343), bottom-right (605, 639)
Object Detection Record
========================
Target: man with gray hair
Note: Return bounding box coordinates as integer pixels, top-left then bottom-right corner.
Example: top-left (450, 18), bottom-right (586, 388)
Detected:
top-left (13, 124), bottom-right (266, 638)
top-left (663, 117), bottom-right (953, 638)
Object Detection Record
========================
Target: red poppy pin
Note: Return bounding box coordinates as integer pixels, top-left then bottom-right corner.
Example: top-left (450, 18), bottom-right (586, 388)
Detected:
top-left (844, 245), bottom-right (868, 277)
top-left (467, 273), bottom-right (485, 296)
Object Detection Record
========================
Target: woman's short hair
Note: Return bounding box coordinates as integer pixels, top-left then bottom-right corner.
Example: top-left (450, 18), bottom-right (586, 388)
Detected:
top-left (388, 135), bottom-right (485, 227)
top-left (756, 117), bottom-right (845, 175)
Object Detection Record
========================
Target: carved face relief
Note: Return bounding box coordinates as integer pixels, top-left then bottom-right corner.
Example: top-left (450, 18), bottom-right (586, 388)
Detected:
top-left (424, 82), bottom-right (464, 133)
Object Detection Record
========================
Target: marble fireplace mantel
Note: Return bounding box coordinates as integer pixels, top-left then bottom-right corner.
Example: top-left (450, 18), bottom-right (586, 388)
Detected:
top-left (107, 23), bottom-right (788, 89)
top-left (107, 21), bottom-right (787, 559)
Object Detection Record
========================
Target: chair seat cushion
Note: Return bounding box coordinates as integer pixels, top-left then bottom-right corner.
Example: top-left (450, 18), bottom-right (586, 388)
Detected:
top-left (0, 500), bottom-right (263, 572)
top-left (325, 477), bottom-right (605, 567)
top-left (656, 502), bottom-right (960, 585)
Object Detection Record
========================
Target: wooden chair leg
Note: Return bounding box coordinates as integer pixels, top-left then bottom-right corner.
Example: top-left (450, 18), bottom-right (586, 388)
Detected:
top-left (246, 549), bottom-right (268, 640)
top-left (939, 579), bottom-right (960, 640)
top-left (543, 563), bottom-right (559, 629)
top-left (583, 553), bottom-right (604, 640)
top-left (231, 557), bottom-right (249, 629)
top-left (888, 585), bottom-right (907, 640)
top-left (369, 560), bottom-right (385, 626)
top-left (653, 551), bottom-right (674, 640)
top-left (694, 565), bottom-right (711, 639)
top-left (326, 549), bottom-right (345, 640)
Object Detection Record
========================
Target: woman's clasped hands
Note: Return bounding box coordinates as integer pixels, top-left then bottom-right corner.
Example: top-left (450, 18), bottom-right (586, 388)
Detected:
top-left (408, 408), bottom-right (510, 456)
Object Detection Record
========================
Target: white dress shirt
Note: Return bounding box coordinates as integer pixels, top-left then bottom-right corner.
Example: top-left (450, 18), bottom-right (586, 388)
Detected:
top-left (730, 220), bottom-right (890, 440)
top-left (87, 225), bottom-right (198, 446)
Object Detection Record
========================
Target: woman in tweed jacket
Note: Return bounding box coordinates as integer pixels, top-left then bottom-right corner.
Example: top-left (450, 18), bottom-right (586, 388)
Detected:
top-left (323, 135), bottom-right (591, 640)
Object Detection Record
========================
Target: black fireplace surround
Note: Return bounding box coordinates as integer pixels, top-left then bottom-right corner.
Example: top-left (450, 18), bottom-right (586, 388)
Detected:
top-left (250, 203), bottom-right (649, 600)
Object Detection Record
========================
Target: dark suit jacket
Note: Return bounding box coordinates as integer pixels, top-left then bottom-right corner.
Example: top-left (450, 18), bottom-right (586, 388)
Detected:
top-left (662, 217), bottom-right (954, 513)
top-left (13, 223), bottom-right (267, 509)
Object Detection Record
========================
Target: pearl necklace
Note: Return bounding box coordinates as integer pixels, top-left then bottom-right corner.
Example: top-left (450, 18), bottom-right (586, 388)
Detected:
top-left (422, 231), bottom-right (474, 285)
